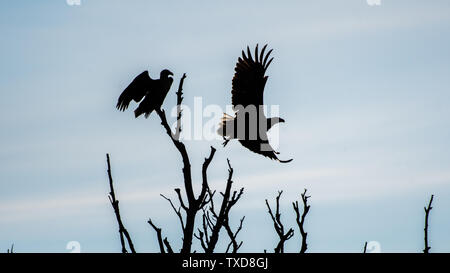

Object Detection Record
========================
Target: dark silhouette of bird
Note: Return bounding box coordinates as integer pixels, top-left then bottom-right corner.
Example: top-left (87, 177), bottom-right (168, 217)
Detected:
top-left (116, 69), bottom-right (174, 118)
top-left (218, 44), bottom-right (292, 163)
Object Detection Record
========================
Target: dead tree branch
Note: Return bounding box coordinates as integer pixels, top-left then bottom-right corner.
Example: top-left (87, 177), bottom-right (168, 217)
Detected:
top-left (225, 216), bottom-right (245, 253)
top-left (161, 194), bottom-right (185, 231)
top-left (266, 191), bottom-right (294, 253)
top-left (173, 73), bottom-right (186, 140)
top-left (292, 189), bottom-right (310, 253)
top-left (147, 218), bottom-right (169, 253)
top-left (195, 159), bottom-right (244, 253)
top-left (163, 238), bottom-right (174, 253)
top-left (153, 74), bottom-right (225, 253)
top-left (106, 153), bottom-right (136, 253)
top-left (423, 194), bottom-right (434, 253)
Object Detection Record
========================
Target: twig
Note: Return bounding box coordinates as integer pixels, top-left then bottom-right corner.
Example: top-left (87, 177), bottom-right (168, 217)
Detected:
top-left (225, 216), bottom-right (245, 253)
top-left (163, 238), bottom-right (174, 253)
top-left (106, 153), bottom-right (136, 253)
top-left (147, 218), bottom-right (166, 253)
top-left (423, 194), bottom-right (434, 253)
top-left (266, 191), bottom-right (294, 253)
top-left (292, 189), bottom-right (310, 253)
top-left (174, 73), bottom-right (186, 140)
top-left (363, 241), bottom-right (368, 253)
top-left (161, 194), bottom-right (185, 230)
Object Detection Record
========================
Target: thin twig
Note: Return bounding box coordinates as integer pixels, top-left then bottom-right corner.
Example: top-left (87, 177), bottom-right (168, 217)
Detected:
top-left (423, 194), bottom-right (434, 253)
top-left (106, 153), bottom-right (136, 253)
top-left (363, 241), bottom-right (368, 253)
top-left (174, 73), bottom-right (186, 140)
top-left (161, 194), bottom-right (185, 230)
top-left (147, 218), bottom-right (166, 253)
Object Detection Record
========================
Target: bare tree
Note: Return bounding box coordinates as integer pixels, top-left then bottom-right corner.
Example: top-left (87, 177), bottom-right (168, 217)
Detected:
top-left (266, 191), bottom-right (294, 253)
top-left (139, 74), bottom-right (244, 253)
top-left (293, 189), bottom-right (310, 253)
top-left (423, 194), bottom-right (434, 253)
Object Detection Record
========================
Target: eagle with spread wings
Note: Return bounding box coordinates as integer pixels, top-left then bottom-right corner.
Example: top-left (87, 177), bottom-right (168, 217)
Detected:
top-left (218, 44), bottom-right (292, 163)
top-left (116, 69), bottom-right (173, 118)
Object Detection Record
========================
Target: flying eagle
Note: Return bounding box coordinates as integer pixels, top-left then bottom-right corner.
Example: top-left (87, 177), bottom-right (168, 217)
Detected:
top-left (116, 69), bottom-right (174, 118)
top-left (218, 44), bottom-right (292, 163)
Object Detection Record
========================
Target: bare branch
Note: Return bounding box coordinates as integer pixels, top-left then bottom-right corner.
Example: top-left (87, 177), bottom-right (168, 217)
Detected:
top-left (266, 191), bottom-right (294, 253)
top-left (225, 216), bottom-right (245, 253)
top-left (173, 73), bottom-right (186, 140)
top-left (161, 194), bottom-right (185, 230)
top-left (423, 194), bottom-right (434, 253)
top-left (198, 147), bottom-right (217, 207)
top-left (147, 218), bottom-right (165, 253)
top-left (163, 238), bottom-right (174, 253)
top-left (174, 188), bottom-right (188, 211)
top-left (154, 73), bottom-right (207, 253)
top-left (194, 231), bottom-right (208, 252)
top-left (193, 159), bottom-right (244, 253)
top-left (292, 189), bottom-right (311, 253)
top-left (106, 153), bottom-right (136, 253)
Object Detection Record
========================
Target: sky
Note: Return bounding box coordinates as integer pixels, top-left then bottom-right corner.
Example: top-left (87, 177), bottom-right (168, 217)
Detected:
top-left (0, 0), bottom-right (450, 253)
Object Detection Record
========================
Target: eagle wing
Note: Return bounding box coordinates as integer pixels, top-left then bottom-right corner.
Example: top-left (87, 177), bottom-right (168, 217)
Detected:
top-left (116, 71), bottom-right (154, 111)
top-left (231, 44), bottom-right (273, 110)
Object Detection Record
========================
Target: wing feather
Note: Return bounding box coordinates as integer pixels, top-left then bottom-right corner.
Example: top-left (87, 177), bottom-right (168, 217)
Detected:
top-left (116, 71), bottom-right (153, 111)
top-left (231, 44), bottom-right (273, 109)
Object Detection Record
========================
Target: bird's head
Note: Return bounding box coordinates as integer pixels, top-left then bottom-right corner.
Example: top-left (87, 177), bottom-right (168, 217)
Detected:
top-left (160, 69), bottom-right (174, 78)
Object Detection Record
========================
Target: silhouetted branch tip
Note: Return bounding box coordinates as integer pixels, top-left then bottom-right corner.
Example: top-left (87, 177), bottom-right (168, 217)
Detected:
top-left (148, 218), bottom-right (166, 253)
top-left (105, 153), bottom-right (136, 253)
top-left (266, 191), bottom-right (294, 253)
top-left (293, 188), bottom-right (311, 253)
top-left (160, 194), bottom-right (185, 230)
top-left (423, 194), bottom-right (434, 253)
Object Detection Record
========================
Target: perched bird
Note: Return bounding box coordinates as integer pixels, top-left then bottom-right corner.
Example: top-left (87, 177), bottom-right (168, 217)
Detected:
top-left (116, 69), bottom-right (174, 118)
top-left (218, 44), bottom-right (292, 163)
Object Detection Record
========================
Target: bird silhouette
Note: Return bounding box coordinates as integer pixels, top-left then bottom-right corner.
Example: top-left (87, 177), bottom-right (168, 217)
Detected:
top-left (116, 69), bottom-right (174, 118)
top-left (218, 44), bottom-right (292, 163)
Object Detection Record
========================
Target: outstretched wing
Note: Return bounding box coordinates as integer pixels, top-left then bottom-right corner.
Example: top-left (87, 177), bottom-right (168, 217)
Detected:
top-left (239, 140), bottom-right (293, 163)
top-left (231, 44), bottom-right (273, 109)
top-left (116, 71), bottom-right (154, 111)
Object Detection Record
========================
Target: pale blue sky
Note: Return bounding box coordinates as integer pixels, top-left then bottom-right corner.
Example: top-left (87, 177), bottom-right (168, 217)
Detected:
top-left (1, 0), bottom-right (450, 252)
